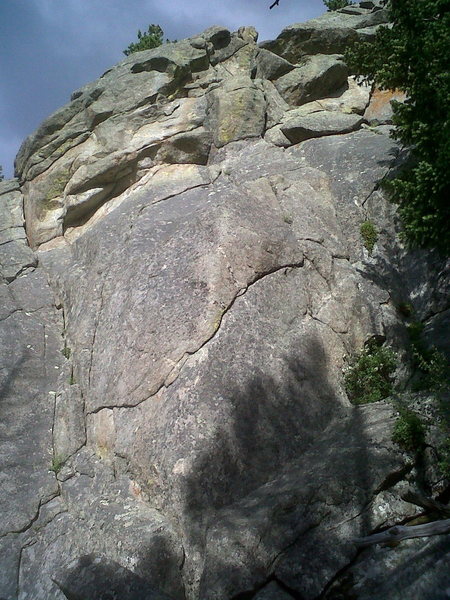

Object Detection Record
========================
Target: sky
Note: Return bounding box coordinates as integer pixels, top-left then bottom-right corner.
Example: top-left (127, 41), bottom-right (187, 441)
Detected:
top-left (0, 0), bottom-right (325, 179)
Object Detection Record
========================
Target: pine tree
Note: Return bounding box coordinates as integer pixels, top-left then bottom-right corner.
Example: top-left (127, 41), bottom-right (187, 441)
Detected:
top-left (346, 0), bottom-right (450, 253)
top-left (123, 24), bottom-right (165, 56)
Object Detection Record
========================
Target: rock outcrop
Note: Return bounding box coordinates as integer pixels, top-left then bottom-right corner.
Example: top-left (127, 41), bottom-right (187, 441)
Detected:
top-left (1, 3), bottom-right (449, 600)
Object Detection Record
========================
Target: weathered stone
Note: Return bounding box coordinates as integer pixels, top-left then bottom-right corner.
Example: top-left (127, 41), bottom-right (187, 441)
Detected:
top-left (254, 582), bottom-right (295, 599)
top-left (53, 384), bottom-right (86, 463)
top-left (0, 182), bottom-right (26, 245)
top-left (0, 239), bottom-right (37, 282)
top-left (3, 12), bottom-right (450, 600)
top-left (254, 48), bottom-right (295, 80)
top-left (307, 76), bottom-right (371, 114)
top-left (261, 9), bottom-right (389, 62)
top-left (355, 24), bottom-right (382, 42)
top-left (54, 554), bottom-right (174, 600)
top-left (326, 537), bottom-right (450, 600)
top-left (237, 26), bottom-right (259, 44)
top-left (205, 28), bottom-right (247, 66)
top-left (275, 54), bottom-right (348, 106)
top-left (22, 95), bottom-right (209, 247)
top-left (155, 126), bottom-right (213, 165)
top-left (281, 109), bottom-right (364, 143)
top-left (261, 80), bottom-right (291, 129)
top-left (264, 124), bottom-right (292, 147)
top-left (338, 5), bottom-right (373, 15)
top-left (207, 76), bottom-right (266, 146)
top-left (364, 87), bottom-right (407, 124)
top-left (199, 403), bottom-right (406, 599)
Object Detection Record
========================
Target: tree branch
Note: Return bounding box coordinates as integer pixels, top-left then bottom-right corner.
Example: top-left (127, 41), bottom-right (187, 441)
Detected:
top-left (402, 490), bottom-right (450, 517)
top-left (354, 519), bottom-right (450, 547)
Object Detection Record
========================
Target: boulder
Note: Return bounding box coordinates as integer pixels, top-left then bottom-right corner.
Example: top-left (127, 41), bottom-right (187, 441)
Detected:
top-left (261, 9), bottom-right (389, 62)
top-left (274, 54), bottom-right (348, 106)
top-left (253, 48), bottom-right (295, 80)
top-left (307, 76), bottom-right (371, 114)
top-left (281, 110), bottom-right (364, 143)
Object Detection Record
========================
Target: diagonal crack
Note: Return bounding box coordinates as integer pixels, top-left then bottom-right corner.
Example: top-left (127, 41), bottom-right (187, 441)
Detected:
top-left (0, 492), bottom-right (61, 540)
top-left (88, 281), bottom-right (105, 388)
top-left (86, 259), bottom-right (304, 414)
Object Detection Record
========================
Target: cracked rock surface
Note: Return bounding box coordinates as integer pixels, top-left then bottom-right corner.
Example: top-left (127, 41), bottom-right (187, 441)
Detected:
top-left (1, 3), bottom-right (449, 600)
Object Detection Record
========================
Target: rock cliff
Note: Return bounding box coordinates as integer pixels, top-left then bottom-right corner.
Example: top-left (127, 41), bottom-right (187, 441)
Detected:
top-left (1, 3), bottom-right (449, 599)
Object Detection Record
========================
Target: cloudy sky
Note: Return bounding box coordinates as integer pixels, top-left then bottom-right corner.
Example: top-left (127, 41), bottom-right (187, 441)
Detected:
top-left (0, 0), bottom-right (325, 178)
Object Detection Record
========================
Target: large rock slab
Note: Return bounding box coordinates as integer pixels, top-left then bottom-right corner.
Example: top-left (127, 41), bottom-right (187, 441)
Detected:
top-left (30, 129), bottom-right (404, 598)
top-left (0, 184), bottom-right (65, 597)
top-left (4, 10), bottom-right (450, 600)
top-left (199, 403), bottom-right (407, 599)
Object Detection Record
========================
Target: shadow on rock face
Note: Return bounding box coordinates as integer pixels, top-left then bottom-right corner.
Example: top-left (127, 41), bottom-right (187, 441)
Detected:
top-left (165, 333), bottom-right (387, 599)
top-left (53, 554), bottom-right (176, 600)
top-left (181, 333), bottom-right (340, 520)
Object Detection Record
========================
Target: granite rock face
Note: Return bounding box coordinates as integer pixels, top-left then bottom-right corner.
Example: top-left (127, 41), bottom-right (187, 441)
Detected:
top-left (1, 3), bottom-right (449, 600)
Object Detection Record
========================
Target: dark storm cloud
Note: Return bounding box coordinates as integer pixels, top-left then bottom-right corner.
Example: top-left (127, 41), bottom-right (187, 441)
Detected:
top-left (0, 0), bottom-right (323, 178)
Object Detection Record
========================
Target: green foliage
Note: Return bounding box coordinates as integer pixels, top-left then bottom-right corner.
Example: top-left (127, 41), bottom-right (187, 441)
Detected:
top-left (407, 322), bottom-right (449, 393)
top-left (438, 437), bottom-right (450, 478)
top-left (397, 301), bottom-right (414, 318)
top-left (346, 0), bottom-right (450, 254)
top-left (61, 345), bottom-right (71, 359)
top-left (50, 455), bottom-right (64, 475)
top-left (0, 165), bottom-right (4, 181)
top-left (414, 348), bottom-right (449, 392)
top-left (123, 24), bottom-right (165, 56)
top-left (360, 220), bottom-right (378, 255)
top-left (392, 407), bottom-right (426, 452)
top-left (283, 214), bottom-right (293, 224)
top-left (323, 0), bottom-right (353, 11)
top-left (344, 341), bottom-right (397, 404)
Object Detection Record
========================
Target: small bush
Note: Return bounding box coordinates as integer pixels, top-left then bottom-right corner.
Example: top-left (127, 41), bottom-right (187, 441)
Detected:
top-left (323, 0), bottom-right (353, 11)
top-left (397, 302), bottom-right (414, 318)
top-left (415, 348), bottom-right (449, 393)
top-left (407, 322), bottom-right (449, 393)
top-left (392, 408), bottom-right (425, 452)
top-left (360, 221), bottom-right (378, 255)
top-left (50, 455), bottom-right (64, 475)
top-left (344, 341), bottom-right (397, 404)
top-left (61, 345), bottom-right (71, 359)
